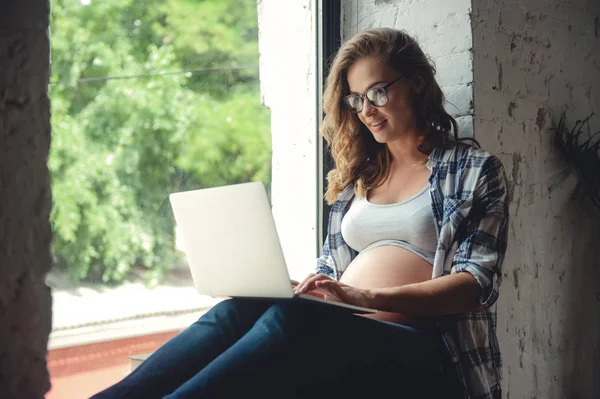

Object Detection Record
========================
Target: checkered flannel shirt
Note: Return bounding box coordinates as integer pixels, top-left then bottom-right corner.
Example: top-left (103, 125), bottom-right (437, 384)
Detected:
top-left (316, 142), bottom-right (509, 399)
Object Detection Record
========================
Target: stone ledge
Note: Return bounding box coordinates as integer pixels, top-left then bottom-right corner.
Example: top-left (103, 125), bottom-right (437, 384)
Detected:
top-left (49, 307), bottom-right (212, 350)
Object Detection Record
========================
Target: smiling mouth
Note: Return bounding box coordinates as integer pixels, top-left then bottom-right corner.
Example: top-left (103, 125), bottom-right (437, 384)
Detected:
top-left (370, 120), bottom-right (387, 127)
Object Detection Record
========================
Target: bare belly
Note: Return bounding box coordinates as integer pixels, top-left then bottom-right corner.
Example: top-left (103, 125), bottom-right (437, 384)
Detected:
top-left (339, 245), bottom-right (433, 326)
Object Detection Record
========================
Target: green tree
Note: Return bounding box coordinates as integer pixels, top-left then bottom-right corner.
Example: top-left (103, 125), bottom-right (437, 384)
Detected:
top-left (49, 0), bottom-right (271, 284)
top-left (155, 0), bottom-right (261, 96)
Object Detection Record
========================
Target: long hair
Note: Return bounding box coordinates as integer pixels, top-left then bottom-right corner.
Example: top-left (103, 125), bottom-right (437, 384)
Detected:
top-left (321, 28), bottom-right (461, 204)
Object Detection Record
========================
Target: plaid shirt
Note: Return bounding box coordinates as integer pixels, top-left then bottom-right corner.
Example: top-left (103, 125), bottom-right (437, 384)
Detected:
top-left (316, 142), bottom-right (509, 399)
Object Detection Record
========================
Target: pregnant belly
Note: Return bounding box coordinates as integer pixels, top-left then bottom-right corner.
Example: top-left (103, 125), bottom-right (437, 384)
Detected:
top-left (339, 245), bottom-right (433, 326)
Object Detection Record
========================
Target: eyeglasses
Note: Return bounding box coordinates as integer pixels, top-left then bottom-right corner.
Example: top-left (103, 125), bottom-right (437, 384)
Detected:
top-left (342, 76), bottom-right (405, 113)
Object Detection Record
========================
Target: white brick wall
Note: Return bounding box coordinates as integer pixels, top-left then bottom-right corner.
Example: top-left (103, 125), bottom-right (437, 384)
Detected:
top-left (342, 0), bottom-right (474, 137)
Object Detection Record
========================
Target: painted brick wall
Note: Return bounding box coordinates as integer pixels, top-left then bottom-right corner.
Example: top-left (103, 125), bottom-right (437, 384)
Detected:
top-left (342, 0), bottom-right (474, 137)
top-left (0, 1), bottom-right (53, 398)
top-left (472, 0), bottom-right (600, 397)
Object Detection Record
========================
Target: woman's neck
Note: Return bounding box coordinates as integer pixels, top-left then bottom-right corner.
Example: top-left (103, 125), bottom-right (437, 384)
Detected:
top-left (386, 131), bottom-right (428, 168)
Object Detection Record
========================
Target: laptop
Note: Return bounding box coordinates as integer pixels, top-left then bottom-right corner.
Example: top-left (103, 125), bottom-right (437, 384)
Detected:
top-left (169, 181), bottom-right (375, 314)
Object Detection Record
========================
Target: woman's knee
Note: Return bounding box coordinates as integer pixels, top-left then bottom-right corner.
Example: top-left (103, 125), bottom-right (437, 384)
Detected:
top-left (202, 298), bottom-right (267, 318)
top-left (255, 301), bottom-right (328, 333)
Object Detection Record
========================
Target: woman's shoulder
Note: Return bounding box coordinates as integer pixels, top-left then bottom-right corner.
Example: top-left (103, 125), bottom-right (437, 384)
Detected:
top-left (435, 142), bottom-right (508, 201)
top-left (435, 142), bottom-right (507, 191)
top-left (439, 140), bottom-right (503, 169)
top-left (330, 183), bottom-right (356, 206)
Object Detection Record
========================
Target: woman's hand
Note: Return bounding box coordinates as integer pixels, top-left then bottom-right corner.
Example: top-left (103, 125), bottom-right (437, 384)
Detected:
top-left (292, 279), bottom-right (325, 298)
top-left (313, 279), bottom-right (374, 308)
top-left (294, 273), bottom-right (333, 294)
top-left (295, 274), bottom-right (373, 308)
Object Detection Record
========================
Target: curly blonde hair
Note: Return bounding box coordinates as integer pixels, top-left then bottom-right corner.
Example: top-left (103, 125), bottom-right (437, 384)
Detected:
top-left (321, 28), bottom-right (459, 204)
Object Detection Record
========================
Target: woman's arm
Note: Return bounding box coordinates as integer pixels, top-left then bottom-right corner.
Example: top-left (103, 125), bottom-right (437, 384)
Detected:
top-left (368, 272), bottom-right (483, 314)
top-left (449, 155), bottom-right (509, 308)
top-left (311, 272), bottom-right (482, 314)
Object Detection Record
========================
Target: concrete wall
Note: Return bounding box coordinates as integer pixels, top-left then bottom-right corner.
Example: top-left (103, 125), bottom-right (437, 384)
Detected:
top-left (341, 0), bottom-right (474, 137)
top-left (257, 0), bottom-right (319, 281)
top-left (0, 1), bottom-right (53, 398)
top-left (472, 0), bottom-right (600, 397)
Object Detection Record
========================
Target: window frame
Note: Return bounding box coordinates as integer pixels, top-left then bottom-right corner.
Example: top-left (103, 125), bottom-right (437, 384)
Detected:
top-left (316, 0), bottom-right (341, 252)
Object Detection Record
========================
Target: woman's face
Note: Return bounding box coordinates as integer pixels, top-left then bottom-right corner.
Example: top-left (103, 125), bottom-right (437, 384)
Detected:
top-left (346, 56), bottom-right (420, 144)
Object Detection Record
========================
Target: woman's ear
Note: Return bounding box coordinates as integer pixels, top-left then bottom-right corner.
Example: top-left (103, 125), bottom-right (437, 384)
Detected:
top-left (413, 76), bottom-right (425, 94)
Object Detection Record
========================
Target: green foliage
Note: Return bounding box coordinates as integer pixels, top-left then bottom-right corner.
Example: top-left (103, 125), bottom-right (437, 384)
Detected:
top-left (155, 0), bottom-right (260, 96)
top-left (49, 0), bottom-right (271, 284)
top-left (554, 112), bottom-right (600, 210)
top-left (178, 87), bottom-right (271, 187)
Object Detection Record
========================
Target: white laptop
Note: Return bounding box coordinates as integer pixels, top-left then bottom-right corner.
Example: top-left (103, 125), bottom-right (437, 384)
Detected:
top-left (169, 181), bottom-right (375, 314)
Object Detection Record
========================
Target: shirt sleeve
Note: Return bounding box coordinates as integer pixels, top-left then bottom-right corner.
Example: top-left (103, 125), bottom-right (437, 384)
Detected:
top-left (451, 155), bottom-right (510, 308)
top-left (315, 234), bottom-right (336, 278)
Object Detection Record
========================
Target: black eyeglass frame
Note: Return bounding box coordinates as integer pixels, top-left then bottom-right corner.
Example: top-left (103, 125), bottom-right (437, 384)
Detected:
top-left (342, 75), bottom-right (406, 113)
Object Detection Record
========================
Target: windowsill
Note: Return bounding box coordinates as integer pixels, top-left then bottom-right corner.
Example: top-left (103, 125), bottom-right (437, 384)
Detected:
top-left (48, 267), bottom-right (220, 349)
top-left (48, 307), bottom-right (215, 350)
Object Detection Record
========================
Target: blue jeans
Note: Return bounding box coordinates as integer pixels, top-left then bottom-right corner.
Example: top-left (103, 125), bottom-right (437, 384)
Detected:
top-left (90, 298), bottom-right (463, 399)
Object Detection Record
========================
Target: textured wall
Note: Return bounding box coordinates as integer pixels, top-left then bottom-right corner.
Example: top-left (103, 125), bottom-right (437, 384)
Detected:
top-left (342, 0), bottom-right (474, 137)
top-left (472, 0), bottom-right (600, 397)
top-left (0, 1), bottom-right (53, 398)
top-left (257, 0), bottom-right (319, 281)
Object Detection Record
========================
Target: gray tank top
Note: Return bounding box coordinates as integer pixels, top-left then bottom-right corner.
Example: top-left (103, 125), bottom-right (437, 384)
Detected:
top-left (340, 185), bottom-right (437, 264)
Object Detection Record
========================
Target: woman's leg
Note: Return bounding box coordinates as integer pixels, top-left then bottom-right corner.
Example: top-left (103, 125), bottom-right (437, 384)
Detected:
top-left (164, 300), bottom-right (459, 399)
top-left (89, 298), bottom-right (272, 399)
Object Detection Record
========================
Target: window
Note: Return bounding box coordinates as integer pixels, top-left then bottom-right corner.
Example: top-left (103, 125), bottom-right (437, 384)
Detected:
top-left (47, 0), bottom-right (270, 397)
top-left (317, 0), bottom-right (341, 247)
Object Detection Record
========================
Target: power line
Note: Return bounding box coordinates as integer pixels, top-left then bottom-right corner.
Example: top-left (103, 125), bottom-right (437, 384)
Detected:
top-left (49, 64), bottom-right (259, 86)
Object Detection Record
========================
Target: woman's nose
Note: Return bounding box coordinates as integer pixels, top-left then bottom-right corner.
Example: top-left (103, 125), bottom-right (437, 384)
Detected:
top-left (360, 99), bottom-right (375, 117)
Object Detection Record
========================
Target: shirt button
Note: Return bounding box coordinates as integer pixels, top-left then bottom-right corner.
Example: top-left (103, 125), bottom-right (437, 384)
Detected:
top-left (437, 220), bottom-right (442, 226)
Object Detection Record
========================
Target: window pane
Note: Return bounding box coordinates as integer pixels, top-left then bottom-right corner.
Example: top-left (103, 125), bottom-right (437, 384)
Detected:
top-left (46, 1), bottom-right (270, 397)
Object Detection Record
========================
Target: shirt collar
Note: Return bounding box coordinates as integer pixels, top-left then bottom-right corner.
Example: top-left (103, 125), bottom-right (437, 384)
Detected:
top-left (428, 141), bottom-right (456, 163)
top-left (428, 146), bottom-right (445, 162)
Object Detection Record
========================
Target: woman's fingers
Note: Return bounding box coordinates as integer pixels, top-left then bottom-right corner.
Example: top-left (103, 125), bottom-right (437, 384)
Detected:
top-left (303, 275), bottom-right (332, 293)
top-left (293, 273), bottom-right (314, 293)
top-left (317, 286), bottom-right (345, 303)
top-left (302, 290), bottom-right (327, 299)
top-left (291, 280), bottom-right (300, 287)
top-left (315, 280), bottom-right (372, 308)
top-left (295, 274), bottom-right (318, 293)
top-left (315, 280), bottom-right (344, 298)
top-left (295, 273), bottom-right (331, 294)
top-left (294, 274), bottom-right (353, 303)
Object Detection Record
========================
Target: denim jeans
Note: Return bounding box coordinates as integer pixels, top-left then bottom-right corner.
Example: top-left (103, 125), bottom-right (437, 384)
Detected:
top-left (90, 298), bottom-right (464, 399)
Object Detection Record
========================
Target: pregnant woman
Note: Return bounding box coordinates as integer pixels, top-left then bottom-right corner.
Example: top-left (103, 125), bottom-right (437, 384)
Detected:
top-left (91, 27), bottom-right (509, 399)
